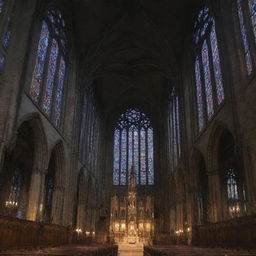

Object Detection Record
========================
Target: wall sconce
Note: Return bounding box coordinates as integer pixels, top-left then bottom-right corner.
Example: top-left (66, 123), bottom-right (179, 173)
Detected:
top-left (85, 231), bottom-right (90, 236)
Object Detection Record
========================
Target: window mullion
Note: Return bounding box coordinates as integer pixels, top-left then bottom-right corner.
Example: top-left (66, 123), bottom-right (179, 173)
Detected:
top-left (145, 128), bottom-right (149, 185)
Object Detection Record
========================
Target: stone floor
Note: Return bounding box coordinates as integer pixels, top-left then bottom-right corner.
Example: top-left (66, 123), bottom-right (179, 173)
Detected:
top-left (118, 243), bottom-right (143, 256)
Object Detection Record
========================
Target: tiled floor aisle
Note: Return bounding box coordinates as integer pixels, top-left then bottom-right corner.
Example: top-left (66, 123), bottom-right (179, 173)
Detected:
top-left (118, 243), bottom-right (143, 256)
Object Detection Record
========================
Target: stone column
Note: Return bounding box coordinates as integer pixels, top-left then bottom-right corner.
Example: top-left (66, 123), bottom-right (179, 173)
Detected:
top-left (76, 201), bottom-right (86, 230)
top-left (26, 168), bottom-right (45, 221)
top-left (208, 170), bottom-right (222, 222)
top-left (52, 185), bottom-right (65, 225)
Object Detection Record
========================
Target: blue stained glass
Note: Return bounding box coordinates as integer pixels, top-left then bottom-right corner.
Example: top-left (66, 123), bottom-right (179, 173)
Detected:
top-left (195, 58), bottom-right (204, 131)
top-left (248, 0), bottom-right (256, 42)
top-left (42, 39), bottom-right (59, 115)
top-left (202, 41), bottom-right (214, 119)
top-left (113, 129), bottom-right (120, 185)
top-left (140, 128), bottom-right (146, 185)
top-left (128, 128), bottom-right (133, 182)
top-left (120, 129), bottom-right (127, 185)
top-left (134, 129), bottom-right (139, 184)
top-left (54, 56), bottom-right (65, 127)
top-left (147, 128), bottom-right (154, 185)
top-left (30, 21), bottom-right (49, 102)
top-left (0, 56), bottom-right (5, 70)
top-left (3, 31), bottom-right (11, 49)
top-left (210, 21), bottom-right (225, 104)
top-left (0, 1), bottom-right (4, 13)
top-left (113, 108), bottom-right (154, 185)
top-left (237, 0), bottom-right (253, 75)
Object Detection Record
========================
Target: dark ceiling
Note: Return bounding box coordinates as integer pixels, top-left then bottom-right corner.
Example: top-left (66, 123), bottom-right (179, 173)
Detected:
top-left (71, 0), bottom-right (200, 127)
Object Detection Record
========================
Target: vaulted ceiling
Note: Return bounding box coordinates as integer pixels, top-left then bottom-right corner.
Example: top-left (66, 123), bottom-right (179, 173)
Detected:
top-left (71, 0), bottom-right (201, 126)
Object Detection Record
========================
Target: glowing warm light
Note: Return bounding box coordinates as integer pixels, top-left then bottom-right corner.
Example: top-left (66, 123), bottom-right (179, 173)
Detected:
top-left (92, 231), bottom-right (95, 236)
top-left (146, 223), bottom-right (151, 231)
top-left (187, 227), bottom-right (191, 232)
top-left (5, 201), bottom-right (18, 207)
top-left (75, 228), bottom-right (82, 234)
top-left (139, 223), bottom-right (144, 230)
top-left (115, 223), bottom-right (119, 231)
top-left (121, 223), bottom-right (126, 231)
top-left (85, 231), bottom-right (90, 236)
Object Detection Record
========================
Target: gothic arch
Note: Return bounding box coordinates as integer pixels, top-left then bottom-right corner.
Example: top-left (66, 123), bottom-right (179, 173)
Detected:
top-left (45, 141), bottom-right (66, 225)
top-left (0, 114), bottom-right (48, 221)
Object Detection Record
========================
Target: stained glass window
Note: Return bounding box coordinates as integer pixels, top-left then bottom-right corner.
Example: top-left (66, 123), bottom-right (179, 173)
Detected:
top-left (169, 91), bottom-right (181, 171)
top-left (195, 58), bottom-right (204, 131)
top-left (113, 108), bottom-right (154, 185)
top-left (54, 56), bottom-right (66, 127)
top-left (194, 6), bottom-right (225, 133)
top-left (210, 21), bottom-right (225, 104)
top-left (30, 22), bottom-right (50, 102)
top-left (29, 9), bottom-right (67, 128)
top-left (44, 174), bottom-right (54, 223)
top-left (0, 2), bottom-right (14, 72)
top-left (202, 41), bottom-right (214, 118)
top-left (42, 39), bottom-right (59, 115)
top-left (113, 129), bottom-right (120, 185)
top-left (226, 169), bottom-right (240, 218)
top-left (248, 0), bottom-right (256, 41)
top-left (237, 0), bottom-right (253, 75)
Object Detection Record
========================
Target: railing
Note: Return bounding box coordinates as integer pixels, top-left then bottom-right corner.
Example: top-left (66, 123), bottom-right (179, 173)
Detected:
top-left (192, 215), bottom-right (256, 248)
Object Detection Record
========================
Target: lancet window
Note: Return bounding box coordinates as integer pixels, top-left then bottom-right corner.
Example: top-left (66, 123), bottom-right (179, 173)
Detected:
top-left (29, 8), bottom-right (68, 128)
top-left (194, 7), bottom-right (225, 132)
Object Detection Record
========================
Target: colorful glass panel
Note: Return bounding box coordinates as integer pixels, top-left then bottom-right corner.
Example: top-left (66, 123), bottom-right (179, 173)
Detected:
top-left (120, 129), bottom-right (127, 185)
top-left (202, 41), bottom-right (214, 119)
top-left (248, 0), bottom-right (256, 42)
top-left (134, 129), bottom-right (139, 184)
top-left (147, 128), bottom-right (154, 185)
top-left (42, 39), bottom-right (59, 115)
top-left (128, 128), bottom-right (133, 182)
top-left (195, 59), bottom-right (204, 131)
top-left (30, 22), bottom-right (49, 102)
top-left (3, 30), bottom-right (11, 49)
top-left (113, 129), bottom-right (120, 185)
top-left (0, 0), bottom-right (5, 14)
top-left (237, 0), bottom-right (253, 75)
top-left (54, 56), bottom-right (65, 127)
top-left (113, 109), bottom-right (154, 185)
top-left (140, 128), bottom-right (147, 185)
top-left (210, 21), bottom-right (225, 104)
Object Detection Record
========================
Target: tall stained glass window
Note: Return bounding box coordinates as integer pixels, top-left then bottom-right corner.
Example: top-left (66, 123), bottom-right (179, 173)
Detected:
top-left (113, 108), bottom-right (154, 185)
top-left (236, 0), bottom-right (256, 75)
top-left (193, 7), bottom-right (225, 132)
top-left (0, 0), bottom-right (15, 71)
top-left (169, 90), bottom-right (181, 171)
top-left (29, 9), bottom-right (68, 128)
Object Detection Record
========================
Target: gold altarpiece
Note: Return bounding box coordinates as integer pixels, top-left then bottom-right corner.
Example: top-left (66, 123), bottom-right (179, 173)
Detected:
top-left (109, 167), bottom-right (154, 245)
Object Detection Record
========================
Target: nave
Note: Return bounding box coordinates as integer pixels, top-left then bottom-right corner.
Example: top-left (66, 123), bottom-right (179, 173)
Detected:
top-left (1, 0), bottom-right (256, 254)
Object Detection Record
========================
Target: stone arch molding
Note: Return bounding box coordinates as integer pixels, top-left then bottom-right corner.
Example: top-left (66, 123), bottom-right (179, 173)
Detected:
top-left (7, 113), bottom-right (49, 221)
